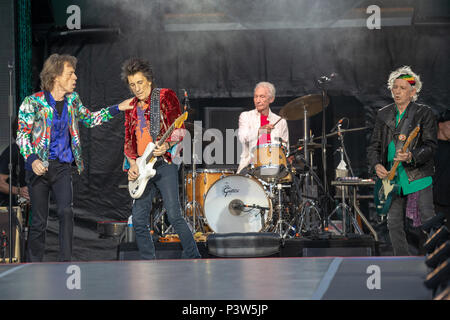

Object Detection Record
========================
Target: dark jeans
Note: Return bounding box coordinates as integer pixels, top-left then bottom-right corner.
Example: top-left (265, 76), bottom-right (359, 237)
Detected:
top-left (435, 204), bottom-right (450, 230)
top-left (387, 185), bottom-right (435, 256)
top-left (132, 160), bottom-right (200, 260)
top-left (26, 161), bottom-right (73, 262)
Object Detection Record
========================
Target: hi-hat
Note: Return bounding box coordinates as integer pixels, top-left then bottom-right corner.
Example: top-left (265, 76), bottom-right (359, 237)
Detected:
top-left (279, 94), bottom-right (330, 120)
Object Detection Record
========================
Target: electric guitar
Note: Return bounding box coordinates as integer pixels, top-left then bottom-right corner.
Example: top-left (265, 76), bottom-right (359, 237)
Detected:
top-left (128, 111), bottom-right (188, 199)
top-left (374, 125), bottom-right (420, 216)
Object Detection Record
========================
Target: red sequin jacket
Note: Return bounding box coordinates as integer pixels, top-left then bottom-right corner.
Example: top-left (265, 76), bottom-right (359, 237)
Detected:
top-left (124, 88), bottom-right (185, 165)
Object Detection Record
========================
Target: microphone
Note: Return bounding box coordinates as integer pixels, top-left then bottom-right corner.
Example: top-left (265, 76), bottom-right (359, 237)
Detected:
top-left (330, 118), bottom-right (345, 132)
top-left (290, 144), bottom-right (303, 155)
top-left (318, 72), bottom-right (338, 84)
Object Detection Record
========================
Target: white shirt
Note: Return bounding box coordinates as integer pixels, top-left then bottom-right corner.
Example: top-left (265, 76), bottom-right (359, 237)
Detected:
top-left (237, 108), bottom-right (289, 173)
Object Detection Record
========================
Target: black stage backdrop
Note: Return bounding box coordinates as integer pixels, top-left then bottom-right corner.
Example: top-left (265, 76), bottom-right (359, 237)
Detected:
top-left (29, 0), bottom-right (449, 261)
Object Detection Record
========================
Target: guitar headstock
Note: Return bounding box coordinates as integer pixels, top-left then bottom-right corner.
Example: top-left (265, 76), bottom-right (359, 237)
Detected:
top-left (174, 111), bottom-right (188, 129)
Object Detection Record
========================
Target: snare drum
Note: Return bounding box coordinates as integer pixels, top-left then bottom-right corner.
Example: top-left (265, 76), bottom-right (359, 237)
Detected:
top-left (251, 143), bottom-right (288, 181)
top-left (203, 175), bottom-right (272, 233)
top-left (185, 169), bottom-right (234, 216)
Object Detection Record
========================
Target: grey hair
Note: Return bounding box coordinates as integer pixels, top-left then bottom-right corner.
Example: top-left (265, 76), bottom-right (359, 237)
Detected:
top-left (387, 66), bottom-right (422, 102)
top-left (254, 81), bottom-right (276, 99)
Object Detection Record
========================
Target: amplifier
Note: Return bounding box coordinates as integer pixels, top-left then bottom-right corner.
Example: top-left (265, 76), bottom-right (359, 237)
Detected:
top-left (0, 206), bottom-right (22, 263)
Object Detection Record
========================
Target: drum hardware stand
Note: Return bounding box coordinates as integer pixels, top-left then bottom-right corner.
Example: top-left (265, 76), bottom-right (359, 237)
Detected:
top-left (316, 74), bottom-right (336, 231)
top-left (296, 198), bottom-right (322, 236)
top-left (272, 183), bottom-right (296, 238)
top-left (291, 142), bottom-right (326, 236)
top-left (184, 132), bottom-right (204, 234)
top-left (152, 207), bottom-right (176, 236)
top-left (301, 103), bottom-right (312, 189)
top-left (298, 103), bottom-right (327, 234)
top-left (327, 184), bottom-right (360, 236)
top-left (297, 174), bottom-right (320, 236)
top-left (326, 124), bottom-right (362, 236)
top-left (288, 172), bottom-right (322, 237)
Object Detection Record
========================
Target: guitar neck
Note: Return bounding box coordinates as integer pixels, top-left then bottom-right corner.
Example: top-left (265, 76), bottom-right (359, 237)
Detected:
top-left (387, 126), bottom-right (420, 181)
top-left (158, 124), bottom-right (176, 147)
top-left (387, 142), bottom-right (408, 180)
top-left (157, 111), bottom-right (187, 147)
top-left (144, 112), bottom-right (186, 164)
top-left (144, 125), bottom-right (175, 163)
top-left (387, 161), bottom-right (400, 180)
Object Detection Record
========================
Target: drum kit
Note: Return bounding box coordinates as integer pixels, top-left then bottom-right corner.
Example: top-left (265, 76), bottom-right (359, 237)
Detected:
top-left (150, 94), bottom-right (371, 240)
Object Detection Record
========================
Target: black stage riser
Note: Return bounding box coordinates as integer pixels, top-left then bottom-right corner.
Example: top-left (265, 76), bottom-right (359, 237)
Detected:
top-left (117, 234), bottom-right (378, 260)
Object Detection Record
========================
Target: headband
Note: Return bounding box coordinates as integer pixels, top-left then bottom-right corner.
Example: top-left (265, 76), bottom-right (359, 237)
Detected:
top-left (397, 74), bottom-right (416, 86)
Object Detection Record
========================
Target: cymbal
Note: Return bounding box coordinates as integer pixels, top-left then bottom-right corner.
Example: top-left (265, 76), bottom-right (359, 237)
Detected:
top-left (279, 94), bottom-right (330, 120)
top-left (313, 126), bottom-right (369, 140)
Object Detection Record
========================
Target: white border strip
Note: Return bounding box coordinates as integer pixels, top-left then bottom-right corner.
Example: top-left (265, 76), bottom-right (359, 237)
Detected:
top-left (0, 264), bottom-right (28, 279)
top-left (311, 257), bottom-right (343, 300)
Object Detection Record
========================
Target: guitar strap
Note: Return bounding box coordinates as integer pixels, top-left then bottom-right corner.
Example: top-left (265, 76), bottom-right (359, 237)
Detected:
top-left (149, 88), bottom-right (161, 142)
top-left (394, 103), bottom-right (417, 152)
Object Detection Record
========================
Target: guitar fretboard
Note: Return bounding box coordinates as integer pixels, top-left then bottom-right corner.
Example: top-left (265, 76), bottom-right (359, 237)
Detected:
top-left (387, 126), bottom-right (420, 181)
top-left (145, 112), bottom-right (186, 164)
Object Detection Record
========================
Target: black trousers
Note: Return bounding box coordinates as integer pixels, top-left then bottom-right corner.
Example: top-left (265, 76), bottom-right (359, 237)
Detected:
top-left (26, 161), bottom-right (73, 262)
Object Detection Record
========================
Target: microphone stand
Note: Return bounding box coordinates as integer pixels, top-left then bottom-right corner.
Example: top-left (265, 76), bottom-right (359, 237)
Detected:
top-left (317, 78), bottom-right (330, 232)
top-left (7, 62), bottom-right (15, 263)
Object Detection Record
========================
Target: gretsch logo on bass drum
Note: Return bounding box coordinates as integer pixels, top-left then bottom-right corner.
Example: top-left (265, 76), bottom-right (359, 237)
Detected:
top-left (223, 183), bottom-right (239, 197)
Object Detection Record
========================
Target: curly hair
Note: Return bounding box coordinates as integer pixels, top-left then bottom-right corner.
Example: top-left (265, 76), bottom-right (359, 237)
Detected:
top-left (120, 58), bottom-right (154, 84)
top-left (40, 54), bottom-right (77, 92)
top-left (387, 66), bottom-right (422, 102)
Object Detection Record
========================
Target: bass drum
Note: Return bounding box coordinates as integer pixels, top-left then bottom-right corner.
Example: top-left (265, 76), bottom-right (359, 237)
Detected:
top-left (184, 168), bottom-right (234, 216)
top-left (203, 175), bottom-right (272, 233)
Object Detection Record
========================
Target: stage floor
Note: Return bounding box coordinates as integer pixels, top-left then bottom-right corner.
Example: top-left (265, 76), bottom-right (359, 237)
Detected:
top-left (0, 256), bottom-right (430, 300)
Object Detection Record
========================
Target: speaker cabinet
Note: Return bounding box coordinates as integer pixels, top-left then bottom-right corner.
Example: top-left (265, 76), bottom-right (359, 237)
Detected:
top-left (0, 206), bottom-right (22, 263)
top-left (117, 241), bottom-right (209, 260)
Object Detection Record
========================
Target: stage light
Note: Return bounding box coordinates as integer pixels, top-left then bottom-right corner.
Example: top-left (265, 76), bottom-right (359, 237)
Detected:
top-left (424, 226), bottom-right (449, 254)
top-left (424, 258), bottom-right (450, 290)
top-left (426, 241), bottom-right (450, 269)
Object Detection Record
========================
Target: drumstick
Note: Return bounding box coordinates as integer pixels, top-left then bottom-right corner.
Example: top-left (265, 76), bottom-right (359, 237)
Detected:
top-left (260, 117), bottom-right (283, 133)
top-left (272, 117), bottom-right (283, 127)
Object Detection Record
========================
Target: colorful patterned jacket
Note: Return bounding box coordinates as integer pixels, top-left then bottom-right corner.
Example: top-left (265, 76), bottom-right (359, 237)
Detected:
top-left (17, 91), bottom-right (119, 174)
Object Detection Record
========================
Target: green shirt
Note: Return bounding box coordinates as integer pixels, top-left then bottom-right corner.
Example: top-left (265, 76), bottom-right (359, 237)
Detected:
top-left (387, 105), bottom-right (432, 195)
